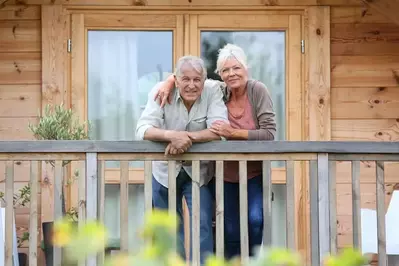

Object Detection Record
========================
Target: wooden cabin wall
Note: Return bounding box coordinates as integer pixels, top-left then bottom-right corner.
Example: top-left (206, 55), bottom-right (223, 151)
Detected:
top-left (0, 0), bottom-right (398, 263)
top-left (0, 5), bottom-right (44, 263)
top-left (330, 6), bottom-right (399, 249)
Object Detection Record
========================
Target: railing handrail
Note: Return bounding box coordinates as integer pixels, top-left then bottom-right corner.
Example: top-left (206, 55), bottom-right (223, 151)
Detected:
top-left (0, 140), bottom-right (399, 153)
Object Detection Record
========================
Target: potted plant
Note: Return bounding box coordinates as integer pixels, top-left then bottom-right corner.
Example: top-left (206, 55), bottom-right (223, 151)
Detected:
top-left (0, 184), bottom-right (31, 266)
top-left (28, 103), bottom-right (91, 266)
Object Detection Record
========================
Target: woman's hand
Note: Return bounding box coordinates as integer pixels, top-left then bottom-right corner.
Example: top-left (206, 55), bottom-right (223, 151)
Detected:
top-left (153, 74), bottom-right (176, 108)
top-left (210, 120), bottom-right (235, 139)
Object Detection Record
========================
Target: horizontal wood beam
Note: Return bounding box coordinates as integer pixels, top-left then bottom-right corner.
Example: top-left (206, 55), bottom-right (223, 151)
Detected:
top-left (361, 0), bottom-right (399, 26)
top-left (0, 140), bottom-right (399, 154)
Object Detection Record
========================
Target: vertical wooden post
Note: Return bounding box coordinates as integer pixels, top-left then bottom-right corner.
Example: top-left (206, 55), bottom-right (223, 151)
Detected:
top-left (41, 4), bottom-right (69, 224)
top-left (307, 6), bottom-right (331, 264)
top-left (86, 153), bottom-right (98, 266)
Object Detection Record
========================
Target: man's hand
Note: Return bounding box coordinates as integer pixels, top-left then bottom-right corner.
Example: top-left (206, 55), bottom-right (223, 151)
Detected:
top-left (164, 131), bottom-right (192, 155)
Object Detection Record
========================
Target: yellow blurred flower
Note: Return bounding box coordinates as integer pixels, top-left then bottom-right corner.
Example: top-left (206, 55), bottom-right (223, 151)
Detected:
top-left (205, 255), bottom-right (230, 266)
top-left (267, 248), bottom-right (302, 266)
top-left (166, 253), bottom-right (186, 266)
top-left (52, 219), bottom-right (74, 247)
top-left (142, 245), bottom-right (162, 259)
top-left (104, 253), bottom-right (132, 266)
top-left (145, 209), bottom-right (178, 233)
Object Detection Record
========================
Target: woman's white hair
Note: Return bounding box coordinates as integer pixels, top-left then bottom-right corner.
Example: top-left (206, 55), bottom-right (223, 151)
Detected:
top-left (215, 43), bottom-right (248, 74)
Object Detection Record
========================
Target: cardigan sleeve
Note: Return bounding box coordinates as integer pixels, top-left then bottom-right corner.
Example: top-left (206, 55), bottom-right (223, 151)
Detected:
top-left (248, 81), bottom-right (277, 141)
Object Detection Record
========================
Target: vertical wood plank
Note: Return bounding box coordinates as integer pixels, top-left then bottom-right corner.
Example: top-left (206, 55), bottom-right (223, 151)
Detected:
top-left (215, 160), bottom-right (224, 257)
top-left (41, 5), bottom-right (68, 107)
top-left (54, 161), bottom-right (63, 266)
top-left (97, 160), bottom-right (105, 266)
top-left (175, 15), bottom-right (184, 66)
top-left (376, 161), bottom-right (387, 266)
top-left (79, 160), bottom-right (87, 266)
top-left (308, 6), bottom-right (331, 141)
top-left (288, 14), bottom-right (306, 258)
top-left (309, 160), bottom-right (319, 266)
top-left (120, 161), bottom-right (129, 252)
top-left (307, 9), bottom-right (331, 260)
top-left (86, 153), bottom-right (98, 266)
top-left (286, 160), bottom-right (295, 250)
top-left (351, 160), bottom-right (361, 249)
top-left (183, 14), bottom-right (189, 55)
top-left (239, 160), bottom-right (249, 263)
top-left (144, 161), bottom-right (153, 213)
top-left (262, 160), bottom-right (272, 247)
top-left (318, 153), bottom-right (330, 263)
top-left (41, 5), bottom-right (68, 224)
top-left (191, 160), bottom-right (200, 266)
top-left (189, 15), bottom-right (199, 55)
top-left (168, 160), bottom-right (176, 249)
top-left (328, 161), bottom-right (337, 255)
top-left (5, 161), bottom-right (14, 266)
top-left (78, 160), bottom-right (86, 228)
top-left (29, 161), bottom-right (39, 266)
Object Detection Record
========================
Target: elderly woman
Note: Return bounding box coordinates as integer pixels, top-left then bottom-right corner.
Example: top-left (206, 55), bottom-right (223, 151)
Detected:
top-left (154, 44), bottom-right (276, 259)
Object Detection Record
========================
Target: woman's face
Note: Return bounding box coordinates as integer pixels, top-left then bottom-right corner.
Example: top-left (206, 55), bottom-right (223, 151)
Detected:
top-left (219, 58), bottom-right (248, 90)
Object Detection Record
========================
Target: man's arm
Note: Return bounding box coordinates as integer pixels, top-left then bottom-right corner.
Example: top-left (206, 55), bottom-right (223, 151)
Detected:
top-left (188, 129), bottom-right (220, 143)
top-left (188, 81), bottom-right (229, 143)
top-left (136, 83), bottom-right (166, 141)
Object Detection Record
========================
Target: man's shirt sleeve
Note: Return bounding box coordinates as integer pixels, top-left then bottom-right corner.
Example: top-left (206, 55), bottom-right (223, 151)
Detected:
top-left (135, 82), bottom-right (165, 140)
top-left (204, 80), bottom-right (229, 128)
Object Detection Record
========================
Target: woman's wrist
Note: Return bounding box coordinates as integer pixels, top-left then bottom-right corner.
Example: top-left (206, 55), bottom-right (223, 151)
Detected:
top-left (230, 129), bottom-right (248, 140)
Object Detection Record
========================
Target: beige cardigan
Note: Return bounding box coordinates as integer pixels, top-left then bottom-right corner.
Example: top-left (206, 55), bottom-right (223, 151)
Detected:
top-left (220, 79), bottom-right (277, 141)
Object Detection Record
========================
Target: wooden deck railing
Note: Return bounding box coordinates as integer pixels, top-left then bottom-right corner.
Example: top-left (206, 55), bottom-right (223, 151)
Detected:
top-left (0, 140), bottom-right (398, 266)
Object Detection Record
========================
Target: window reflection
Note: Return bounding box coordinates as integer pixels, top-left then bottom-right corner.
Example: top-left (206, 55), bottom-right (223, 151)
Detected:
top-left (87, 30), bottom-right (173, 167)
top-left (87, 30), bottom-right (173, 251)
top-left (201, 31), bottom-right (286, 142)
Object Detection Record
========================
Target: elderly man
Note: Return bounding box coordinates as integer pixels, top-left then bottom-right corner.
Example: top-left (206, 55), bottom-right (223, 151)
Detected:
top-left (136, 55), bottom-right (228, 264)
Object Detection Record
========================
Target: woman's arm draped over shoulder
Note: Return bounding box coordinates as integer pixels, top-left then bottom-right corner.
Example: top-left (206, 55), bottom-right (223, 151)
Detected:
top-left (248, 81), bottom-right (276, 140)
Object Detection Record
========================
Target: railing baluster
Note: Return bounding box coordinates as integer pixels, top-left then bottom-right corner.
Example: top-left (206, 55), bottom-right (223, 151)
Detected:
top-left (79, 160), bottom-right (87, 227)
top-left (286, 160), bottom-right (295, 250)
top-left (309, 160), bottom-right (319, 266)
top-left (239, 160), bottom-right (249, 263)
top-left (79, 160), bottom-right (87, 266)
top-left (262, 160), bottom-right (272, 247)
top-left (318, 153), bottom-right (330, 262)
top-left (144, 161), bottom-right (153, 213)
top-left (329, 161), bottom-right (337, 255)
top-left (192, 160), bottom-right (200, 266)
top-left (97, 160), bottom-right (105, 266)
top-left (86, 152), bottom-right (98, 266)
top-left (168, 160), bottom-right (176, 249)
top-left (351, 160), bottom-right (361, 249)
top-left (215, 160), bottom-right (224, 258)
top-left (29, 161), bottom-right (38, 266)
top-left (5, 161), bottom-right (14, 266)
top-left (376, 161), bottom-right (387, 266)
top-left (54, 160), bottom-right (63, 266)
top-left (120, 161), bottom-right (129, 252)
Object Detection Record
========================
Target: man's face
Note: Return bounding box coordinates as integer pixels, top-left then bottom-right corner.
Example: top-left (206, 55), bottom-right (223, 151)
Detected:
top-left (175, 64), bottom-right (204, 105)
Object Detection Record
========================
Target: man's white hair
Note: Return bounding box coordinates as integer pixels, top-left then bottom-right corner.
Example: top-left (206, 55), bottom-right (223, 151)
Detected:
top-left (174, 55), bottom-right (207, 80)
top-left (215, 43), bottom-right (248, 74)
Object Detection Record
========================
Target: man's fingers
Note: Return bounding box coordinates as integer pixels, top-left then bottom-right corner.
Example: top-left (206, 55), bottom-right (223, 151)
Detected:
top-left (165, 143), bottom-right (171, 156)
